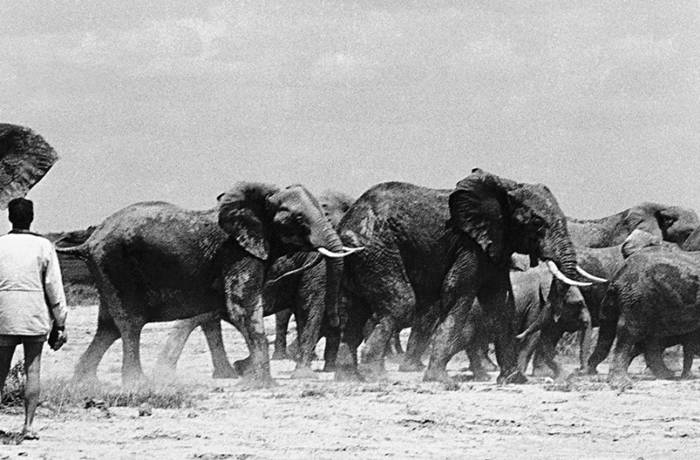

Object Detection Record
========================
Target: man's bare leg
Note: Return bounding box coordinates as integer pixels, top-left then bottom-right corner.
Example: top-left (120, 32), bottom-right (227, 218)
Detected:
top-left (0, 344), bottom-right (17, 403)
top-left (21, 342), bottom-right (43, 439)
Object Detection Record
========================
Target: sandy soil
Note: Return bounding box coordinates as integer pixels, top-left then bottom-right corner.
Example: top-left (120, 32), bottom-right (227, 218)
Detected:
top-left (1, 305), bottom-right (699, 459)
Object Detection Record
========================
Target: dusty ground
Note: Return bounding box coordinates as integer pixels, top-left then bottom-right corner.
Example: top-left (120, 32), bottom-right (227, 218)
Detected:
top-left (1, 305), bottom-right (699, 459)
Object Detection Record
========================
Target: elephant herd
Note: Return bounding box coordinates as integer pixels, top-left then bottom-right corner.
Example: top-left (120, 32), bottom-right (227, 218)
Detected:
top-left (56, 168), bottom-right (700, 391)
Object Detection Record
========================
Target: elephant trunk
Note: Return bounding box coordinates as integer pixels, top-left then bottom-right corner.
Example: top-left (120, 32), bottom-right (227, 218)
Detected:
top-left (313, 217), bottom-right (345, 328)
top-left (544, 223), bottom-right (591, 287)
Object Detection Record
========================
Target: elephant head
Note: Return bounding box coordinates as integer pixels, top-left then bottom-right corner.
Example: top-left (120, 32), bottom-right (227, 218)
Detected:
top-left (625, 203), bottom-right (698, 245)
top-left (448, 168), bottom-right (593, 286)
top-left (217, 182), bottom-right (358, 326)
top-left (681, 226), bottom-right (700, 251)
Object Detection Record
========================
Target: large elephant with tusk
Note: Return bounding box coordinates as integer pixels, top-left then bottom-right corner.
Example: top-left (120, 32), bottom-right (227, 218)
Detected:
top-left (334, 169), bottom-right (599, 385)
top-left (56, 183), bottom-right (361, 387)
top-left (151, 190), bottom-right (356, 380)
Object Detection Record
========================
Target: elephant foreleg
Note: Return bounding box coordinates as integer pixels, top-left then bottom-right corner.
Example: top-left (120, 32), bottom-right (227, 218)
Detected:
top-left (608, 325), bottom-right (640, 390)
top-left (585, 317), bottom-right (617, 375)
top-left (292, 289), bottom-right (325, 379)
top-left (223, 259), bottom-right (273, 387)
top-left (322, 326), bottom-right (341, 372)
top-left (577, 307), bottom-right (593, 372)
top-left (335, 294), bottom-right (371, 382)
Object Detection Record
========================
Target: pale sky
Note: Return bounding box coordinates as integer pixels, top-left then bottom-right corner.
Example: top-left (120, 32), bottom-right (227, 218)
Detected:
top-left (1, 1), bottom-right (698, 232)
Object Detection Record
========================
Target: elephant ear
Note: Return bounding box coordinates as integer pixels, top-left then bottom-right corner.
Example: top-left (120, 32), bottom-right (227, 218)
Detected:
top-left (217, 182), bottom-right (280, 261)
top-left (0, 124), bottom-right (58, 208)
top-left (448, 169), bottom-right (514, 263)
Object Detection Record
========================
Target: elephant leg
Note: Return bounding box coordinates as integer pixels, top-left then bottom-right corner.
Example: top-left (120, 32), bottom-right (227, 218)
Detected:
top-left (400, 305), bottom-right (438, 372)
top-left (322, 326), bottom-right (341, 372)
top-left (517, 330), bottom-right (540, 376)
top-left (480, 277), bottom-right (525, 384)
top-left (423, 297), bottom-right (473, 383)
top-left (116, 316), bottom-right (147, 388)
top-left (293, 287), bottom-right (325, 378)
top-left (577, 307), bottom-right (593, 372)
top-left (201, 315), bottom-right (237, 379)
top-left (643, 337), bottom-right (674, 380)
top-left (272, 309), bottom-right (293, 360)
top-left (608, 325), bottom-right (640, 390)
top-left (74, 308), bottom-right (120, 382)
top-left (425, 255), bottom-right (479, 383)
top-left (464, 322), bottom-right (490, 382)
top-left (585, 318), bottom-right (617, 375)
top-left (360, 314), bottom-right (400, 378)
top-left (539, 325), bottom-right (564, 379)
top-left (391, 331), bottom-right (404, 355)
top-left (335, 294), bottom-right (371, 382)
top-left (681, 334), bottom-right (698, 379)
top-left (223, 260), bottom-right (273, 387)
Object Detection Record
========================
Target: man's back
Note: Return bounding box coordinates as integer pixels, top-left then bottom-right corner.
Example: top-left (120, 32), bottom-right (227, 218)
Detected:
top-left (0, 232), bottom-right (65, 335)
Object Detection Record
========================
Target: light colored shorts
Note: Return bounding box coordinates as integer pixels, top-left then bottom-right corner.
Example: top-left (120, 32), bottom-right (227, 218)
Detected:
top-left (0, 334), bottom-right (46, 347)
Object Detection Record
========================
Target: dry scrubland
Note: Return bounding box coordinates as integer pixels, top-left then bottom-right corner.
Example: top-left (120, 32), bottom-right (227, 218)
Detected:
top-left (0, 305), bottom-right (699, 459)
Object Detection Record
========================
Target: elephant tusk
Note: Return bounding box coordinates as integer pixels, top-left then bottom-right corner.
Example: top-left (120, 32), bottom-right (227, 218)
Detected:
top-left (317, 247), bottom-right (354, 258)
top-left (341, 245), bottom-right (365, 254)
top-left (576, 265), bottom-right (608, 283)
top-left (546, 261), bottom-right (592, 287)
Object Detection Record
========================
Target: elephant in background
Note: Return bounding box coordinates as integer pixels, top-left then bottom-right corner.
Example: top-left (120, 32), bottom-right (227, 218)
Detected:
top-left (57, 183), bottom-right (358, 387)
top-left (335, 169), bottom-right (593, 385)
top-left (153, 190), bottom-right (355, 379)
top-left (566, 202), bottom-right (698, 248)
top-left (591, 235), bottom-right (700, 390)
top-left (586, 228), bottom-right (700, 383)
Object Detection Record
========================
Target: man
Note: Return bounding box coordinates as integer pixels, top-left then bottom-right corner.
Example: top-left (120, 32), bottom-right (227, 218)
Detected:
top-left (0, 198), bottom-right (67, 440)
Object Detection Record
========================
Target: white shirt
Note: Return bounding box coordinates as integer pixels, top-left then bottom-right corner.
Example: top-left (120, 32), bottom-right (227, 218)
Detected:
top-left (0, 231), bottom-right (67, 335)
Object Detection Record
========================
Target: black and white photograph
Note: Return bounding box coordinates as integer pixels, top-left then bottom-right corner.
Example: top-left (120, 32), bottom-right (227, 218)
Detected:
top-left (1, 1), bottom-right (699, 458)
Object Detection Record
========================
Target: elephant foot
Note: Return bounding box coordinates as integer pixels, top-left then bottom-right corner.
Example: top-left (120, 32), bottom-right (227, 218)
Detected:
top-left (423, 366), bottom-right (451, 384)
top-left (650, 367), bottom-right (675, 380)
top-left (233, 357), bottom-right (252, 376)
top-left (212, 364), bottom-right (239, 379)
top-left (335, 366), bottom-right (365, 382)
top-left (608, 373), bottom-right (634, 392)
top-left (497, 370), bottom-right (528, 385)
top-left (531, 365), bottom-right (554, 378)
top-left (358, 361), bottom-right (387, 381)
top-left (398, 359), bottom-right (426, 372)
top-left (271, 349), bottom-right (288, 361)
top-left (290, 366), bottom-right (318, 380)
top-left (236, 375), bottom-right (277, 390)
top-left (322, 361), bottom-right (336, 373)
top-left (122, 372), bottom-right (150, 390)
top-left (472, 370), bottom-right (491, 382)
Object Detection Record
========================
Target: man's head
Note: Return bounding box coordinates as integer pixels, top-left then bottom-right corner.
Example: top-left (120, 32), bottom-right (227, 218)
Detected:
top-left (8, 197), bottom-right (34, 229)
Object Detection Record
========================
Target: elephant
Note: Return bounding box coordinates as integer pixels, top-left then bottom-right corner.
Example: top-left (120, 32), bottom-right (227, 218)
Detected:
top-left (508, 266), bottom-right (590, 379)
top-left (393, 201), bottom-right (698, 375)
top-left (56, 183), bottom-right (359, 387)
top-left (593, 240), bottom-right (700, 390)
top-left (153, 190), bottom-right (355, 379)
top-left (566, 202), bottom-right (698, 248)
top-left (585, 228), bottom-right (700, 383)
top-left (333, 168), bottom-right (595, 385)
top-left (0, 123), bottom-right (58, 207)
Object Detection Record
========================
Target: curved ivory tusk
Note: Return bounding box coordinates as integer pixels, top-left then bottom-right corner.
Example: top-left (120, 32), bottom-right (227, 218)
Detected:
top-left (576, 265), bottom-right (608, 283)
top-left (341, 245), bottom-right (365, 254)
top-left (317, 247), bottom-right (354, 258)
top-left (546, 261), bottom-right (592, 287)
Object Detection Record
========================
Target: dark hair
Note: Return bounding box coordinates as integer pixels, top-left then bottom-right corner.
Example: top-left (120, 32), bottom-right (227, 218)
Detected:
top-left (8, 197), bottom-right (33, 229)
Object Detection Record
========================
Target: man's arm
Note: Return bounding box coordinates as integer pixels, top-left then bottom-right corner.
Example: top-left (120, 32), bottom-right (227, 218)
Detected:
top-left (44, 243), bottom-right (68, 328)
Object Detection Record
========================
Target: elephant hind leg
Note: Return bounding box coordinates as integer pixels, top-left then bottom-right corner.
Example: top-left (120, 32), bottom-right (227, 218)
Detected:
top-left (681, 333), bottom-right (699, 379)
top-left (74, 308), bottom-right (121, 382)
